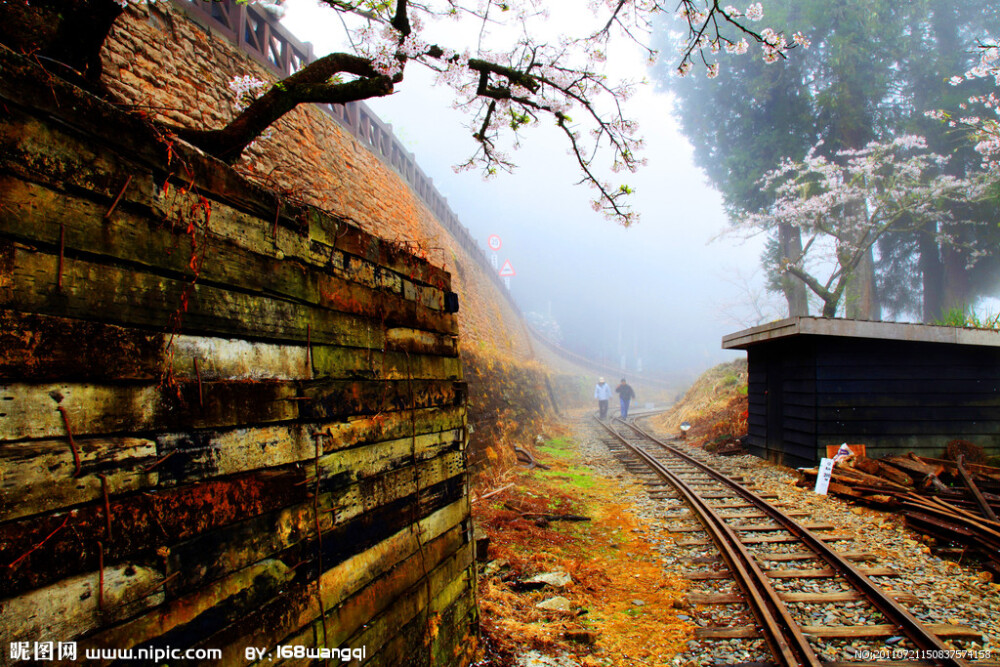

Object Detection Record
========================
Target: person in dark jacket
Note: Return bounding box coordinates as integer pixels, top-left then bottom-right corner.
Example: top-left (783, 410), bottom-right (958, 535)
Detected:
top-left (615, 378), bottom-right (636, 419)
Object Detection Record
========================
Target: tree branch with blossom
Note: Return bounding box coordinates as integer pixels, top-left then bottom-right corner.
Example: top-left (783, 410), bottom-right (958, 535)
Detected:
top-left (0, 0), bottom-right (809, 225)
top-left (927, 39), bottom-right (1000, 172)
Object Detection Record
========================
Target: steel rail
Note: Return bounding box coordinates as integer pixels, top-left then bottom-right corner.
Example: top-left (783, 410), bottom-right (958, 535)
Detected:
top-left (620, 416), bottom-right (971, 667)
top-left (596, 418), bottom-right (822, 667)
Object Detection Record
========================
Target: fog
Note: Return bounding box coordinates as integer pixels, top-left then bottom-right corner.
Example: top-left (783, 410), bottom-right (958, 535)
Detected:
top-left (282, 2), bottom-right (775, 382)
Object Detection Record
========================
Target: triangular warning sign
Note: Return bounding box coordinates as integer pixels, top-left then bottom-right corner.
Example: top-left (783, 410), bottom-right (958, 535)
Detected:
top-left (498, 260), bottom-right (516, 277)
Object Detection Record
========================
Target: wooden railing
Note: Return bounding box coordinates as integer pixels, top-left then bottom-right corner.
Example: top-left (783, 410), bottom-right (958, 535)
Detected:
top-left (174, 0), bottom-right (514, 308)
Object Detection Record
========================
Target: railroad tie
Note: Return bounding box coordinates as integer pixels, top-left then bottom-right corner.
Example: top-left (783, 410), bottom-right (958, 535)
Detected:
top-left (683, 566), bottom-right (897, 580)
top-left (694, 622), bottom-right (981, 641)
top-left (685, 589), bottom-right (922, 605)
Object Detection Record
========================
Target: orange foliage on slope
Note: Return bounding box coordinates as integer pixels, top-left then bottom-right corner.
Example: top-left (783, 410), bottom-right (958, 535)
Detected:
top-left (653, 360), bottom-right (748, 448)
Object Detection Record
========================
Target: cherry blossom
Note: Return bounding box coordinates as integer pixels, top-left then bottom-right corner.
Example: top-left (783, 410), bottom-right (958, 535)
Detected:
top-left (228, 75), bottom-right (269, 111)
top-left (744, 3), bottom-right (763, 21)
top-left (930, 39), bottom-right (1000, 171)
top-left (672, 0), bottom-right (803, 78)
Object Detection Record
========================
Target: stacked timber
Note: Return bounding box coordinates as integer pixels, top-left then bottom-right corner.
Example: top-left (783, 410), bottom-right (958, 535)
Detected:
top-left (0, 47), bottom-right (475, 664)
top-left (798, 452), bottom-right (1000, 576)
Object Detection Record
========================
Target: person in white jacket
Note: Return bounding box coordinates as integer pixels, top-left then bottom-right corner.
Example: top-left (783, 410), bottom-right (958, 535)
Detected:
top-left (594, 377), bottom-right (613, 420)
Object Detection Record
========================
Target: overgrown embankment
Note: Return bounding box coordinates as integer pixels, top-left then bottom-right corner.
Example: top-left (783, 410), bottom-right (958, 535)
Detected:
top-left (653, 360), bottom-right (748, 450)
top-left (463, 346), bottom-right (556, 478)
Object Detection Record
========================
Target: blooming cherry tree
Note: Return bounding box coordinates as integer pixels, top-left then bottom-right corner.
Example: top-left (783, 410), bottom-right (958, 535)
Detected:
top-left (743, 137), bottom-right (983, 317)
top-left (1, 0), bottom-right (802, 225)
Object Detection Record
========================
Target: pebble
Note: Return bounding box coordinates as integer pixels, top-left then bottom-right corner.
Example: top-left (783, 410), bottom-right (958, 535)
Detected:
top-left (527, 571), bottom-right (573, 588)
top-left (515, 651), bottom-right (582, 667)
top-left (536, 596), bottom-right (572, 612)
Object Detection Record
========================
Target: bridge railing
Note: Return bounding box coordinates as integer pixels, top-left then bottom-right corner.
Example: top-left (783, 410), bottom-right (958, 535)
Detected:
top-left (174, 0), bottom-right (516, 309)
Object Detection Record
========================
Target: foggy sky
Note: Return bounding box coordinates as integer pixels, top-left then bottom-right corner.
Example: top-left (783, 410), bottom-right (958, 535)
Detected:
top-left (281, 1), bottom-right (774, 382)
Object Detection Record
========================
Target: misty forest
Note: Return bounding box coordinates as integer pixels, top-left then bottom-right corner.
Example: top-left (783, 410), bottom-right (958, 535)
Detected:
top-left (663, 0), bottom-right (1000, 325)
top-left (2, 0), bottom-right (1000, 664)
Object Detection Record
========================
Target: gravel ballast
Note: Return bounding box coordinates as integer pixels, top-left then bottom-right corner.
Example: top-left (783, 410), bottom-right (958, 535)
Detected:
top-left (573, 413), bottom-right (1000, 666)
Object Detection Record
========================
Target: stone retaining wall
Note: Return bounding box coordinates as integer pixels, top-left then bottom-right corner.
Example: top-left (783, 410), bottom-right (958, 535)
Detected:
top-left (101, 2), bottom-right (532, 357)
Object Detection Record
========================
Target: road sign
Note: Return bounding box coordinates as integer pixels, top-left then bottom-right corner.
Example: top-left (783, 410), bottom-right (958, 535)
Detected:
top-left (498, 260), bottom-right (515, 277)
top-left (487, 234), bottom-right (502, 251)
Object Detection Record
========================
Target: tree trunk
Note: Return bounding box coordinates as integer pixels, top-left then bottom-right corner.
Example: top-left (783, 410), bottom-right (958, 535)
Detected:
top-left (779, 223), bottom-right (809, 317)
top-left (840, 198), bottom-right (879, 322)
top-left (845, 246), bottom-right (880, 321)
top-left (919, 221), bottom-right (945, 323)
top-left (942, 244), bottom-right (971, 314)
top-left (178, 53), bottom-right (394, 162)
top-left (821, 298), bottom-right (838, 318)
top-left (928, 1), bottom-right (969, 319)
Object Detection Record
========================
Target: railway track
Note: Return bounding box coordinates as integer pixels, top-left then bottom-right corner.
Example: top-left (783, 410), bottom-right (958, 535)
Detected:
top-left (595, 415), bottom-right (998, 667)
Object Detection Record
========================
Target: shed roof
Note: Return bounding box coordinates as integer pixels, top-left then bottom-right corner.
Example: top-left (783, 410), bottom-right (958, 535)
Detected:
top-left (722, 317), bottom-right (1000, 351)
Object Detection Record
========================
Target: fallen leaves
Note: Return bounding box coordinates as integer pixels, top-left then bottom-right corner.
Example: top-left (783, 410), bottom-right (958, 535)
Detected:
top-left (472, 437), bottom-right (692, 666)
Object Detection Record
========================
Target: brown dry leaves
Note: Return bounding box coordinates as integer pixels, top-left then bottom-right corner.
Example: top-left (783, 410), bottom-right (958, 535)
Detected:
top-left (473, 443), bottom-right (692, 666)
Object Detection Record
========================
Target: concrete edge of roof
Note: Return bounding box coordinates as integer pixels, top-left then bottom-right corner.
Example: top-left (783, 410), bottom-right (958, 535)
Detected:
top-left (721, 316), bottom-right (1000, 350)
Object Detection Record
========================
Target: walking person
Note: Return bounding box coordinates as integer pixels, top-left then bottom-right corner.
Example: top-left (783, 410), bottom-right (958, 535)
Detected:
top-left (594, 377), bottom-right (612, 420)
top-left (616, 378), bottom-right (636, 419)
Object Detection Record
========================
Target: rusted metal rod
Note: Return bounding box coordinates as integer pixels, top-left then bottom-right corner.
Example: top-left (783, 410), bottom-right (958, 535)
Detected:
top-left (7, 515), bottom-right (69, 570)
top-left (956, 454), bottom-right (998, 522)
top-left (56, 405), bottom-right (82, 477)
top-left (104, 175), bottom-right (133, 220)
top-left (57, 222), bottom-right (66, 290)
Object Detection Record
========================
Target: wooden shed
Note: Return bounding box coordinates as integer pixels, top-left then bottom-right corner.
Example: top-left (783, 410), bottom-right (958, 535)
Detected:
top-left (722, 317), bottom-right (1000, 469)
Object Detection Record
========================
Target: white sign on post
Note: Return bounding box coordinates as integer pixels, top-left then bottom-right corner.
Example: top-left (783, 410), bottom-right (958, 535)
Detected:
top-left (815, 458), bottom-right (835, 495)
top-left (488, 235), bottom-right (502, 271)
top-left (498, 259), bottom-right (514, 290)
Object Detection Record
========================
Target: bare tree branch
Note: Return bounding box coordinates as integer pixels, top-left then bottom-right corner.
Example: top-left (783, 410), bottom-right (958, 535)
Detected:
top-left (177, 53), bottom-right (395, 161)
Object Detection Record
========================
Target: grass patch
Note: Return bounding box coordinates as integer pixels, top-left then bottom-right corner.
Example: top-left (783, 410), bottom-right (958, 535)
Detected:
top-left (537, 436), bottom-right (576, 460)
top-left (536, 465), bottom-right (597, 489)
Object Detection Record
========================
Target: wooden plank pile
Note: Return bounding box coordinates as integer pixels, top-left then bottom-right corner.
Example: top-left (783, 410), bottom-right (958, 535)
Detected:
top-left (798, 452), bottom-right (1000, 576)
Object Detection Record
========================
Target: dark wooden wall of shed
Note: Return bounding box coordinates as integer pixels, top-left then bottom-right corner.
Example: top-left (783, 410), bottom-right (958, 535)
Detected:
top-left (746, 334), bottom-right (1000, 468)
top-left (745, 338), bottom-right (817, 469)
top-left (814, 336), bottom-right (1000, 460)
top-left (0, 48), bottom-right (476, 665)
